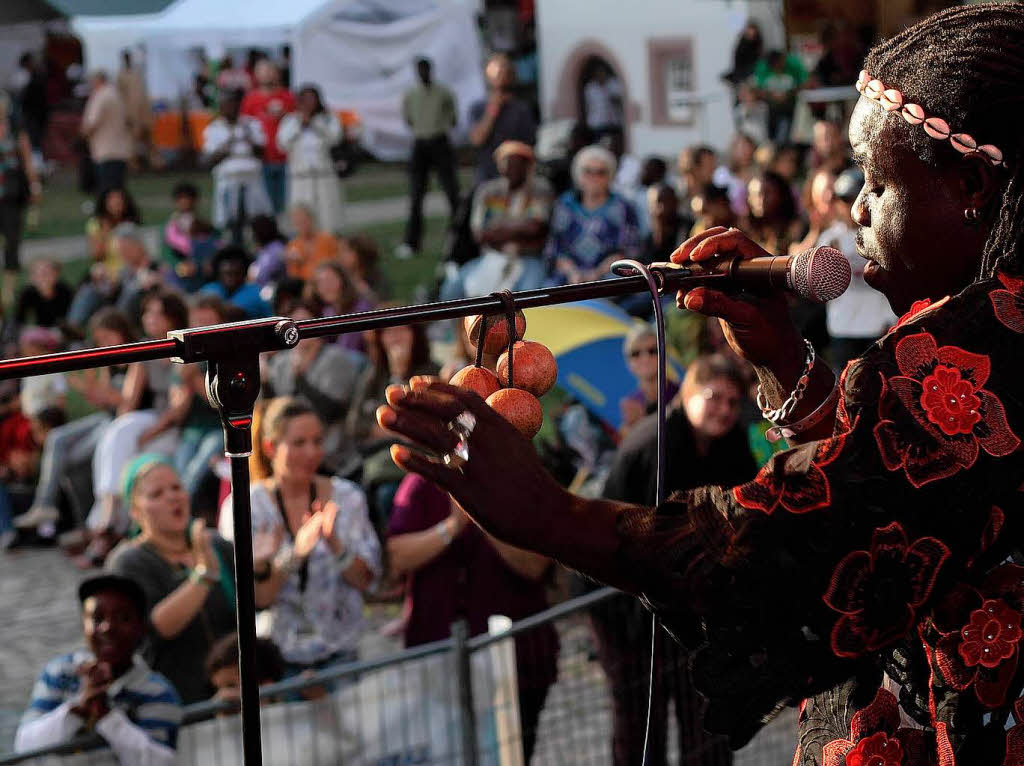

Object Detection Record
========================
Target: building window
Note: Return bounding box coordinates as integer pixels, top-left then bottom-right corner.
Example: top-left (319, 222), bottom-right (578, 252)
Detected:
top-left (648, 38), bottom-right (695, 126)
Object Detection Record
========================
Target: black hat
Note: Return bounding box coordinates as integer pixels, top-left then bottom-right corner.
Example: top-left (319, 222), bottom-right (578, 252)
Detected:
top-left (78, 574), bottom-right (148, 619)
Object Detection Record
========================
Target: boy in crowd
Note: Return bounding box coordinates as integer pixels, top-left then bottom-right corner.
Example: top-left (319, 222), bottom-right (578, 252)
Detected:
top-left (15, 574), bottom-right (182, 764)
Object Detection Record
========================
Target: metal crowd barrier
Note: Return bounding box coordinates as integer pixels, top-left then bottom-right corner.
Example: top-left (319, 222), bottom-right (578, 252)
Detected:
top-left (0, 587), bottom-right (796, 765)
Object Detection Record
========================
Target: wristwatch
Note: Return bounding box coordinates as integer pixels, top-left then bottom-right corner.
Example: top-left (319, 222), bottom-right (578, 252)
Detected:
top-left (188, 564), bottom-right (218, 586)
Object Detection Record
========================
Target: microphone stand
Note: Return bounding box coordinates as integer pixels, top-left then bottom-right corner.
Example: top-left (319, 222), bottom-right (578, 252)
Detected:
top-left (0, 269), bottom-right (706, 765)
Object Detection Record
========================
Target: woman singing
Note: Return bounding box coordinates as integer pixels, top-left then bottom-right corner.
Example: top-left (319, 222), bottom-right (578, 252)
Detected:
top-left (377, 6), bottom-right (1024, 762)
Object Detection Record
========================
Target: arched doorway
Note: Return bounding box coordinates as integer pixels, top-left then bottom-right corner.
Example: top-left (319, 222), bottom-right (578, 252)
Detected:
top-left (550, 39), bottom-right (632, 149)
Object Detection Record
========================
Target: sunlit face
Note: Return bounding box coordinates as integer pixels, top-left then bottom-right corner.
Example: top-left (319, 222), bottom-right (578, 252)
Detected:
top-left (290, 207), bottom-right (314, 236)
top-left (773, 150), bottom-right (800, 181)
top-left (684, 377), bottom-right (743, 440)
top-left (189, 306), bottom-right (222, 329)
top-left (141, 300), bottom-right (174, 339)
top-left (131, 464), bottom-right (190, 536)
top-left (92, 327), bottom-right (127, 348)
top-left (626, 335), bottom-right (659, 383)
top-left (380, 324), bottom-right (413, 353)
top-left (648, 186), bottom-right (678, 222)
top-left (338, 242), bottom-right (358, 274)
top-left (810, 171), bottom-right (836, 219)
top-left (485, 58), bottom-right (513, 90)
top-left (731, 136), bottom-right (755, 169)
top-left (174, 193), bottom-right (195, 214)
top-left (578, 160), bottom-right (611, 197)
top-left (118, 237), bottom-right (147, 268)
top-left (813, 121), bottom-right (842, 157)
top-left (105, 190), bottom-right (126, 219)
top-left (313, 266), bottom-right (344, 305)
top-left (210, 664), bottom-right (240, 694)
top-left (695, 153), bottom-right (717, 186)
top-left (31, 262), bottom-right (59, 292)
top-left (269, 414), bottom-right (324, 481)
top-left (848, 98), bottom-right (984, 315)
top-left (298, 90), bottom-right (318, 114)
top-left (289, 306), bottom-right (322, 354)
top-left (218, 259), bottom-right (247, 293)
top-left (82, 591), bottom-right (145, 669)
top-left (503, 154), bottom-right (530, 187)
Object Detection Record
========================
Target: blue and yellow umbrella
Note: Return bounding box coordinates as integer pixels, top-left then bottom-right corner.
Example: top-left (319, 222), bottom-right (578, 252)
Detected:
top-left (523, 299), bottom-right (684, 429)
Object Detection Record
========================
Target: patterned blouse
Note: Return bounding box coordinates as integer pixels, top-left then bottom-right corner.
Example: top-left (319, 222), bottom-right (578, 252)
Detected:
top-left (542, 190), bottom-right (641, 279)
top-left (220, 477), bottom-right (382, 666)
top-left (620, 272), bottom-right (1024, 764)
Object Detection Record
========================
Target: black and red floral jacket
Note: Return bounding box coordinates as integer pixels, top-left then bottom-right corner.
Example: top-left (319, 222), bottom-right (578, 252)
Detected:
top-left (619, 273), bottom-right (1024, 765)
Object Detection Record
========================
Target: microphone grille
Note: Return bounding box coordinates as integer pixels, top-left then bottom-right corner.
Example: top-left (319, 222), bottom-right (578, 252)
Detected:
top-left (789, 246), bottom-right (852, 303)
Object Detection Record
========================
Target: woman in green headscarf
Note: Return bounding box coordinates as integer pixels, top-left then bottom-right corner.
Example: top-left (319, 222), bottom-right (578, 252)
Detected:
top-left (106, 456), bottom-right (242, 703)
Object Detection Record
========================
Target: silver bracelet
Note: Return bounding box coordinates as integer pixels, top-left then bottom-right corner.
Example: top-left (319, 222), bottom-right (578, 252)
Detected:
top-left (756, 339), bottom-right (816, 425)
top-left (766, 372), bottom-right (840, 443)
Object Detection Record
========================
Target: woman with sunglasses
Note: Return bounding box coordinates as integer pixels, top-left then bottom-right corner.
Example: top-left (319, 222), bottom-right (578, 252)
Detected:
top-left (542, 144), bottom-right (641, 286)
top-left (619, 324), bottom-right (681, 438)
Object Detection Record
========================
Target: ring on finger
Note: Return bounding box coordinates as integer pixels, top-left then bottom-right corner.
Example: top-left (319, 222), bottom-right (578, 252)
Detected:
top-left (442, 411), bottom-right (476, 470)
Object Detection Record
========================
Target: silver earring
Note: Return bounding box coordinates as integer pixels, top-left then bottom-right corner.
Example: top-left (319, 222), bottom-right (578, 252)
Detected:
top-left (964, 207), bottom-right (980, 225)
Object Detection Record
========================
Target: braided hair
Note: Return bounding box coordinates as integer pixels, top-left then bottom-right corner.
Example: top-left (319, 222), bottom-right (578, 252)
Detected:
top-left (864, 2), bottom-right (1024, 278)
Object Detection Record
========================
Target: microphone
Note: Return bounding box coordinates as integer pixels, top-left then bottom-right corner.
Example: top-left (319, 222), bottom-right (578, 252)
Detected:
top-left (618, 246), bottom-right (852, 303)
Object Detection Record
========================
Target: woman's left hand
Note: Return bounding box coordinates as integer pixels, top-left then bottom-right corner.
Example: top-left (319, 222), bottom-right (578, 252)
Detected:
top-left (190, 519), bottom-right (221, 580)
top-left (376, 378), bottom-right (571, 551)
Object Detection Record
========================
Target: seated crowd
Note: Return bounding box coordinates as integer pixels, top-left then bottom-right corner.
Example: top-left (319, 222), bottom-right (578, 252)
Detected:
top-left (3, 110), bottom-right (892, 764)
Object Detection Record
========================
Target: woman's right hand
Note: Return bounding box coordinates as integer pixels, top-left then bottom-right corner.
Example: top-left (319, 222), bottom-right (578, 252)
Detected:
top-left (293, 512), bottom-right (324, 559)
top-left (377, 379), bottom-right (571, 550)
top-left (671, 226), bottom-right (806, 384)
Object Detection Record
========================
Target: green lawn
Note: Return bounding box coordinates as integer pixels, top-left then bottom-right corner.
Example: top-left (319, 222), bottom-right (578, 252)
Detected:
top-left (26, 163), bottom-right (470, 242)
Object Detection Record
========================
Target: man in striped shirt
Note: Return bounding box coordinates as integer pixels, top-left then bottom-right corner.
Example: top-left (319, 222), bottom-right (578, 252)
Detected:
top-left (15, 574), bottom-right (182, 764)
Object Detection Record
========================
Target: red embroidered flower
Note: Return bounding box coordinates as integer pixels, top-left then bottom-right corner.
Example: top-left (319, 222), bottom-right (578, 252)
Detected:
top-left (930, 565), bottom-right (1024, 708)
top-left (733, 435), bottom-right (845, 514)
top-left (823, 522), bottom-right (949, 658)
top-left (959, 599), bottom-right (1022, 668)
top-left (990, 271), bottom-right (1024, 334)
top-left (888, 296), bottom-right (950, 333)
top-left (823, 688), bottom-right (929, 766)
top-left (919, 365), bottom-right (982, 436)
top-left (845, 731), bottom-right (903, 766)
top-left (873, 332), bottom-right (1019, 487)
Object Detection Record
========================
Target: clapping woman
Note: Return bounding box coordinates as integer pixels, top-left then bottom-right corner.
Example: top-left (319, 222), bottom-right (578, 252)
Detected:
top-left (106, 457), bottom-right (237, 703)
top-left (219, 397), bottom-right (381, 681)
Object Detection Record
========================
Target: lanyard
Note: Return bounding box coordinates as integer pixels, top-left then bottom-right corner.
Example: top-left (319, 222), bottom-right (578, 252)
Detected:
top-left (273, 482), bottom-right (317, 593)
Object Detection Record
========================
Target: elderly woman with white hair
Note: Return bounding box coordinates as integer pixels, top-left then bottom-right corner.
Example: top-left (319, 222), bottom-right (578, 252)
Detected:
top-left (440, 139), bottom-right (554, 299)
top-left (543, 143), bottom-right (641, 286)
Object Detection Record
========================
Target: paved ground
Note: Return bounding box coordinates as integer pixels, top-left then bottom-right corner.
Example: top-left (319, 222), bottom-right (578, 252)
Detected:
top-left (0, 547), bottom-right (84, 753)
top-left (0, 547), bottom-right (795, 762)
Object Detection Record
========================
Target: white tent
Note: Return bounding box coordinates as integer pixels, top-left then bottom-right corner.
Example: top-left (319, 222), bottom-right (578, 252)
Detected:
top-left (72, 0), bottom-right (485, 159)
top-left (295, 0), bottom-right (485, 159)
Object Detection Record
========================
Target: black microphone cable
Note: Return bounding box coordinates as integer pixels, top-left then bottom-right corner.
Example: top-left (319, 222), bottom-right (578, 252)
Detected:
top-left (611, 259), bottom-right (668, 766)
